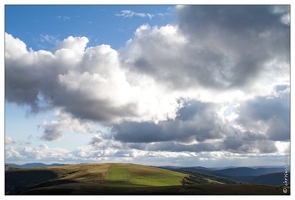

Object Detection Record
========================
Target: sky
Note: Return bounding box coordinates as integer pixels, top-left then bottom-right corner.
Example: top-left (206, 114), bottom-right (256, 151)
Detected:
top-left (3, 3), bottom-right (291, 167)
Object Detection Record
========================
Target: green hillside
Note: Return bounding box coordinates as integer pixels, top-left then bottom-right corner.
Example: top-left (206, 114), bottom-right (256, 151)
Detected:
top-left (174, 168), bottom-right (239, 184)
top-left (105, 163), bottom-right (185, 187)
top-left (6, 163), bottom-right (186, 194)
top-left (5, 163), bottom-right (289, 195)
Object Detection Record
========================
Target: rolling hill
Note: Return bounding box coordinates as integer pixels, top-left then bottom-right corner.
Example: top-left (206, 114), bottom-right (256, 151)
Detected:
top-left (212, 167), bottom-right (284, 177)
top-left (5, 163), bottom-right (289, 195)
top-left (250, 172), bottom-right (290, 186)
top-left (171, 166), bottom-right (287, 184)
top-left (6, 163), bottom-right (186, 194)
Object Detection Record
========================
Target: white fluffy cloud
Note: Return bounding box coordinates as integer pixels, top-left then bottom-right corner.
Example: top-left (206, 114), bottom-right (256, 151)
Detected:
top-left (5, 144), bottom-right (73, 163)
top-left (5, 137), bottom-right (16, 145)
top-left (41, 110), bottom-right (94, 141)
top-left (5, 33), bottom-right (182, 124)
top-left (5, 141), bottom-right (289, 167)
top-left (5, 5), bottom-right (290, 165)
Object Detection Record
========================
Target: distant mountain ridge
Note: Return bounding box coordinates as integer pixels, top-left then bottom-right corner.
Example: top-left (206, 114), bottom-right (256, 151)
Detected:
top-left (6, 163), bottom-right (67, 169)
top-left (250, 172), bottom-right (290, 186)
top-left (212, 167), bottom-right (285, 177)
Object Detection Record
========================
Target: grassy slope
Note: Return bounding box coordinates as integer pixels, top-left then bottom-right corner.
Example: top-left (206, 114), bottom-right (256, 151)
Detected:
top-left (5, 163), bottom-right (290, 195)
top-left (5, 163), bottom-right (111, 194)
top-left (105, 163), bottom-right (185, 187)
top-left (174, 168), bottom-right (238, 184)
top-left (6, 163), bottom-right (186, 194)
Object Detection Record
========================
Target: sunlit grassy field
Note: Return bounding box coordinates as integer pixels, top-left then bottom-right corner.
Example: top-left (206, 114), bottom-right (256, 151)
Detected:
top-left (105, 163), bottom-right (184, 187)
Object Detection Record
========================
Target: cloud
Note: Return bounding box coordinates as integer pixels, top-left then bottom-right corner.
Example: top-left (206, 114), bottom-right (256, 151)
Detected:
top-left (89, 135), bottom-right (103, 146)
top-left (5, 144), bottom-right (73, 162)
top-left (5, 141), bottom-right (288, 166)
top-left (41, 123), bottom-right (63, 141)
top-left (122, 5), bottom-right (289, 91)
top-left (41, 110), bottom-right (94, 141)
top-left (5, 137), bottom-right (16, 145)
top-left (112, 93), bottom-right (289, 154)
top-left (39, 34), bottom-right (60, 45)
top-left (5, 33), bottom-right (178, 124)
top-left (5, 5), bottom-right (290, 164)
top-left (112, 99), bottom-right (230, 143)
top-left (57, 15), bottom-right (70, 21)
top-left (138, 138), bottom-right (278, 154)
top-left (235, 87), bottom-right (290, 141)
top-left (115, 10), bottom-right (154, 19)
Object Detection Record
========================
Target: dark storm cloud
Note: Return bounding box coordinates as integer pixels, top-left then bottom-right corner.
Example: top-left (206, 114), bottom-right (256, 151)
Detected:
top-left (113, 100), bottom-right (228, 143)
top-left (124, 5), bottom-right (289, 90)
top-left (236, 90), bottom-right (290, 141)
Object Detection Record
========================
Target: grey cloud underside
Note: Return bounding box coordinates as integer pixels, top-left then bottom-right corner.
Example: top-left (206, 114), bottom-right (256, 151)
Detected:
top-left (41, 124), bottom-right (63, 141)
top-left (114, 94), bottom-right (288, 153)
top-left (125, 5), bottom-right (289, 90)
top-left (113, 100), bottom-right (227, 143)
top-left (140, 139), bottom-right (278, 154)
top-left (236, 89), bottom-right (290, 141)
top-left (89, 135), bottom-right (103, 146)
top-left (53, 95), bottom-right (138, 123)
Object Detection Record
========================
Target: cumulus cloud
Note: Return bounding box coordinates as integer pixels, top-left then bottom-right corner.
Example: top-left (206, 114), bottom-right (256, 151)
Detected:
top-left (5, 144), bottom-right (73, 162)
top-left (89, 135), bottom-right (103, 146)
top-left (41, 110), bottom-right (94, 141)
top-left (5, 141), bottom-right (288, 166)
top-left (137, 138), bottom-right (278, 154)
top-left (112, 94), bottom-right (289, 154)
top-left (5, 5), bottom-right (290, 164)
top-left (5, 33), bottom-right (181, 124)
top-left (235, 87), bottom-right (290, 141)
top-left (112, 100), bottom-right (229, 143)
top-left (122, 5), bottom-right (289, 91)
top-left (5, 137), bottom-right (16, 145)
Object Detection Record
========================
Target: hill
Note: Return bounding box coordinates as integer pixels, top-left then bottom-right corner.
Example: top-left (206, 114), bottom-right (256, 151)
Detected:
top-left (212, 167), bottom-right (284, 177)
top-left (6, 163), bottom-right (67, 169)
top-left (173, 168), bottom-right (239, 184)
top-left (5, 164), bottom-right (22, 171)
top-left (250, 172), bottom-right (290, 186)
top-left (5, 163), bottom-right (289, 195)
top-left (173, 166), bottom-right (286, 183)
top-left (179, 166), bottom-right (214, 174)
top-left (6, 163), bottom-right (186, 194)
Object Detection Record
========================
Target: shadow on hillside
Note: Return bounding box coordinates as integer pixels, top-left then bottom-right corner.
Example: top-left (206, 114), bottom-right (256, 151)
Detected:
top-left (5, 170), bottom-right (61, 194)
